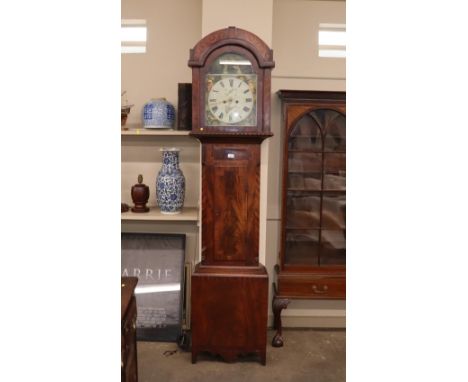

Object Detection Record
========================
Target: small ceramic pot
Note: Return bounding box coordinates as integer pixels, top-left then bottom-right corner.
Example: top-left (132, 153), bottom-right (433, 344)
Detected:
top-left (143, 98), bottom-right (176, 128)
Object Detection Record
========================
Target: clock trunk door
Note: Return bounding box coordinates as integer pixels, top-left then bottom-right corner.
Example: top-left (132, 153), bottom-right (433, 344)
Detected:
top-left (202, 143), bottom-right (260, 266)
top-left (213, 166), bottom-right (249, 262)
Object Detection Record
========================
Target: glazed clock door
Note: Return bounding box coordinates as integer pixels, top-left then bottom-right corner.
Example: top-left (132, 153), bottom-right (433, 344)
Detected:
top-left (283, 108), bottom-right (346, 268)
top-left (204, 52), bottom-right (257, 127)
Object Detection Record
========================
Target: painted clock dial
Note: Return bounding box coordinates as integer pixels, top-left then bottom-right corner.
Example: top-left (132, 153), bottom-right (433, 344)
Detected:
top-left (205, 53), bottom-right (257, 127)
top-left (207, 77), bottom-right (254, 124)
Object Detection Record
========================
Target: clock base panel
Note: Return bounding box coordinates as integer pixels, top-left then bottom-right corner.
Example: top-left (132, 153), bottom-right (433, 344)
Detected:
top-left (191, 263), bottom-right (268, 365)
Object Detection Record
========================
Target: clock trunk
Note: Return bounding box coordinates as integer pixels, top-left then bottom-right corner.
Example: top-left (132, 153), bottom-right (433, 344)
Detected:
top-left (201, 142), bottom-right (260, 266)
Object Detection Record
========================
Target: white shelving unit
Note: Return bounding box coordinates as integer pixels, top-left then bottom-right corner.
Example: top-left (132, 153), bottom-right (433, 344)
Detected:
top-left (121, 125), bottom-right (201, 265)
top-left (121, 206), bottom-right (199, 222)
top-left (121, 125), bottom-right (191, 136)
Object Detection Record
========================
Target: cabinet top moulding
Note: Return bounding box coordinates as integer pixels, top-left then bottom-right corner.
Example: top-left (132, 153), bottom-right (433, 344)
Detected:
top-left (121, 126), bottom-right (191, 136)
top-left (277, 90), bottom-right (346, 102)
top-left (121, 206), bottom-right (199, 222)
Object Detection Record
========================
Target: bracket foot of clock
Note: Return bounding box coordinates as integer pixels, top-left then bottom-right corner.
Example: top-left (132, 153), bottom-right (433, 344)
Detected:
top-left (271, 287), bottom-right (290, 348)
top-left (192, 349), bottom-right (266, 365)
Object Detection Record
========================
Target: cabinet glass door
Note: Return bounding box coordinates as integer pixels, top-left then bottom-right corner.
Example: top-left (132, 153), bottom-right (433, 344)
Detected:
top-left (283, 109), bottom-right (346, 267)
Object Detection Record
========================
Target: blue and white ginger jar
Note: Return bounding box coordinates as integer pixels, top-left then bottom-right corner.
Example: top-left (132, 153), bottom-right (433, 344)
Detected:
top-left (143, 98), bottom-right (175, 128)
top-left (156, 148), bottom-right (185, 214)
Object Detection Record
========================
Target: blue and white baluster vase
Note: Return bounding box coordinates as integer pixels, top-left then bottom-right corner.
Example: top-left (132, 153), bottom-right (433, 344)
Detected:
top-left (156, 148), bottom-right (185, 214)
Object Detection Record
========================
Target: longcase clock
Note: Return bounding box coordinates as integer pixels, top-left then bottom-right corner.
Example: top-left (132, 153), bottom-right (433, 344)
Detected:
top-left (188, 26), bottom-right (274, 365)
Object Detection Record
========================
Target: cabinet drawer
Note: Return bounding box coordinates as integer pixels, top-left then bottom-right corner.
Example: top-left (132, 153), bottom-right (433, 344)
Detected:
top-left (278, 275), bottom-right (345, 299)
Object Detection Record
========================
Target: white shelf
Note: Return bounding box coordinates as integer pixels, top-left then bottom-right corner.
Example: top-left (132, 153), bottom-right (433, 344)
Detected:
top-left (121, 206), bottom-right (199, 221)
top-left (121, 125), bottom-right (191, 136)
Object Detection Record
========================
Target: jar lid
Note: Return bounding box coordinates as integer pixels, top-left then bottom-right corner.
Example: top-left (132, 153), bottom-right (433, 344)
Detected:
top-left (132, 174), bottom-right (148, 187)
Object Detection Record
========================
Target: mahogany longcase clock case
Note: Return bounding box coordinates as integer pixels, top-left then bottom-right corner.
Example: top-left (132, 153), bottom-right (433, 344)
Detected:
top-left (188, 27), bottom-right (274, 365)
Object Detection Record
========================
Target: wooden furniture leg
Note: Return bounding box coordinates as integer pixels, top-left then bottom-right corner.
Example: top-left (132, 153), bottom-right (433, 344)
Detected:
top-left (260, 350), bottom-right (266, 366)
top-left (271, 284), bottom-right (290, 347)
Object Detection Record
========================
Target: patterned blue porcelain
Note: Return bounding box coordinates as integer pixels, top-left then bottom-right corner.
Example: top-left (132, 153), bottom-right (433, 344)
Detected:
top-left (156, 148), bottom-right (185, 214)
top-left (143, 98), bottom-right (176, 128)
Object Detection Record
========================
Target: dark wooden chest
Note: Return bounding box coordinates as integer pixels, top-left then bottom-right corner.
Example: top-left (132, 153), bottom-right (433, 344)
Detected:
top-left (121, 277), bottom-right (138, 382)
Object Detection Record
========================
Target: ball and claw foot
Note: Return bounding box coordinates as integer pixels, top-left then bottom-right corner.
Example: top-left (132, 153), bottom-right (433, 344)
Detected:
top-left (271, 296), bottom-right (290, 348)
top-left (272, 332), bottom-right (285, 348)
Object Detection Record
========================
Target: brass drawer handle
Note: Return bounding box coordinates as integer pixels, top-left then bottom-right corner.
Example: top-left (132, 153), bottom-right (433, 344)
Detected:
top-left (312, 284), bottom-right (329, 294)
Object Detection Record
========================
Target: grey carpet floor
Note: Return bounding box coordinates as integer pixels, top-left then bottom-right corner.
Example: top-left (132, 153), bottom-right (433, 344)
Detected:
top-left (137, 328), bottom-right (345, 382)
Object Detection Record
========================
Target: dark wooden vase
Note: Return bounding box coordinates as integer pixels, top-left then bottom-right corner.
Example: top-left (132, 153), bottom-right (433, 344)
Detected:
top-left (131, 174), bottom-right (150, 213)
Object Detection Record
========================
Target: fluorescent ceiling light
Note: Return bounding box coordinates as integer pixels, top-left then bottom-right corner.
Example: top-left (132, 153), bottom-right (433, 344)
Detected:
top-left (319, 30), bottom-right (346, 47)
top-left (121, 26), bottom-right (146, 42)
top-left (318, 23), bottom-right (346, 59)
top-left (122, 19), bottom-right (147, 54)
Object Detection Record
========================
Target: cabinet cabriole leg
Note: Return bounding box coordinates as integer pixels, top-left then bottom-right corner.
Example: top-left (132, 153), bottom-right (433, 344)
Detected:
top-left (271, 295), bottom-right (290, 347)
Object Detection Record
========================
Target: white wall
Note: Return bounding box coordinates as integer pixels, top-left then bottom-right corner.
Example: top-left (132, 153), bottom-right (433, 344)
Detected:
top-left (273, 0), bottom-right (345, 80)
top-left (202, 0), bottom-right (273, 45)
top-left (121, 0), bottom-right (202, 205)
top-left (266, 0), bottom-right (346, 327)
top-left (121, 0), bottom-right (346, 328)
top-left (121, 0), bottom-right (202, 126)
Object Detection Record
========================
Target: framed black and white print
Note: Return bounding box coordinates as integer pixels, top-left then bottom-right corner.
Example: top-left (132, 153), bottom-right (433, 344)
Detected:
top-left (121, 233), bottom-right (186, 342)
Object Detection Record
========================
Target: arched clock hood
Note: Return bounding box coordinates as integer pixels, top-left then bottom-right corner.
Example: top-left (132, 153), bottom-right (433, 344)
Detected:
top-left (188, 26), bottom-right (274, 69)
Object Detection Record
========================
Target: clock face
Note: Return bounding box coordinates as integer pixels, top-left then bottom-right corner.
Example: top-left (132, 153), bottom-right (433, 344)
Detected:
top-left (207, 76), bottom-right (255, 124)
top-left (204, 52), bottom-right (257, 127)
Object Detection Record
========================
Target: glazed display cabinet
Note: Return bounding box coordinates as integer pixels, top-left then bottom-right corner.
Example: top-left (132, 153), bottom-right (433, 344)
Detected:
top-left (272, 90), bottom-right (346, 347)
